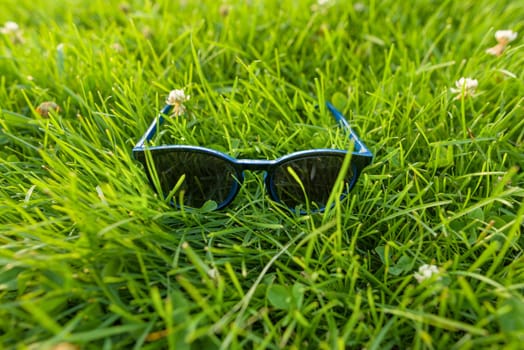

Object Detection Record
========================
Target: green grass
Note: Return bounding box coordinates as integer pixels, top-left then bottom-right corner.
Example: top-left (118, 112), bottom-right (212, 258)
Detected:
top-left (1, 0), bottom-right (523, 348)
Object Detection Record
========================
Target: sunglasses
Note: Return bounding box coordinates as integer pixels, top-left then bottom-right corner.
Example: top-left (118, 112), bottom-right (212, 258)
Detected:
top-left (133, 100), bottom-right (372, 212)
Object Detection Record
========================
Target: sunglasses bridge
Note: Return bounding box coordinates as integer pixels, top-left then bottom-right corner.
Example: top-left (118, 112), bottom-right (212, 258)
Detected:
top-left (235, 159), bottom-right (277, 172)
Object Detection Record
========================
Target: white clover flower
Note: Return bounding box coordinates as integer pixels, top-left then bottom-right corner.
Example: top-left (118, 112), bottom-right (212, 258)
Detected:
top-left (495, 30), bottom-right (517, 44)
top-left (312, 0), bottom-right (332, 11)
top-left (207, 268), bottom-right (219, 280)
top-left (487, 30), bottom-right (518, 56)
top-left (166, 89), bottom-right (189, 105)
top-left (166, 89), bottom-right (190, 116)
top-left (450, 77), bottom-right (478, 99)
top-left (455, 77), bottom-right (478, 90)
top-left (414, 264), bottom-right (440, 283)
top-left (0, 21), bottom-right (19, 34)
top-left (1, 21), bottom-right (24, 44)
top-left (354, 2), bottom-right (366, 11)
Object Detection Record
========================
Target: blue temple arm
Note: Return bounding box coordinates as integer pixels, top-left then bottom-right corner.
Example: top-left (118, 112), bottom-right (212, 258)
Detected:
top-left (134, 104), bottom-right (173, 149)
top-left (326, 102), bottom-right (372, 156)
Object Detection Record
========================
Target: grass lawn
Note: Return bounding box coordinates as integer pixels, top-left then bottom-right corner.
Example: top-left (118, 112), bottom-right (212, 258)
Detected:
top-left (1, 0), bottom-right (523, 348)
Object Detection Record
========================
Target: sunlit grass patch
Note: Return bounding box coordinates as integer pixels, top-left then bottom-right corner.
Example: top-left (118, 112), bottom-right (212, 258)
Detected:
top-left (1, 0), bottom-right (523, 348)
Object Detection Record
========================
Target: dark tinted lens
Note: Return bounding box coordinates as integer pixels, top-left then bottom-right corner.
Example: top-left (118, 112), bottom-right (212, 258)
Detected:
top-left (271, 155), bottom-right (353, 209)
top-left (140, 150), bottom-right (238, 208)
